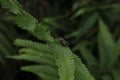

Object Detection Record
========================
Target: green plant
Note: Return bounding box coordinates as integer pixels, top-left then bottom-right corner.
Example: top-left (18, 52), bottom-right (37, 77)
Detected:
top-left (0, 0), bottom-right (95, 80)
top-left (0, 0), bottom-right (120, 80)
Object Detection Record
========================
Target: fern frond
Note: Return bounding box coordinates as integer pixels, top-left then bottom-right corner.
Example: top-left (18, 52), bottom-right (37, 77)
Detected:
top-left (50, 43), bottom-right (75, 80)
top-left (0, 0), bottom-right (54, 41)
top-left (74, 55), bottom-right (95, 80)
top-left (11, 48), bottom-right (55, 67)
top-left (10, 54), bottom-right (55, 67)
top-left (15, 11), bottom-right (54, 41)
top-left (21, 65), bottom-right (59, 80)
top-left (0, 0), bottom-right (22, 14)
top-left (0, 1), bottom-right (95, 80)
top-left (15, 11), bottom-right (38, 32)
top-left (15, 11), bottom-right (53, 41)
top-left (31, 24), bottom-right (54, 42)
top-left (19, 48), bottom-right (54, 60)
top-left (14, 39), bottom-right (51, 53)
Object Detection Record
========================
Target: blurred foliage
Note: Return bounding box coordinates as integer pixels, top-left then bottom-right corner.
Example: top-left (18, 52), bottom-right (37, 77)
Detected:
top-left (0, 0), bottom-right (120, 80)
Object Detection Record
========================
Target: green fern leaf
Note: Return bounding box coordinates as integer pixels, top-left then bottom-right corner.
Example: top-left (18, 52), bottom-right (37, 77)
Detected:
top-left (19, 48), bottom-right (54, 60)
top-left (15, 12), bottom-right (53, 41)
top-left (0, 0), bottom-right (22, 14)
top-left (21, 65), bottom-right (59, 80)
top-left (10, 53), bottom-right (55, 67)
top-left (31, 24), bottom-right (54, 42)
top-left (15, 11), bottom-right (38, 32)
top-left (74, 55), bottom-right (95, 80)
top-left (50, 43), bottom-right (75, 80)
top-left (14, 39), bottom-right (51, 53)
top-left (0, 1), bottom-right (95, 80)
top-left (0, 0), bottom-right (54, 41)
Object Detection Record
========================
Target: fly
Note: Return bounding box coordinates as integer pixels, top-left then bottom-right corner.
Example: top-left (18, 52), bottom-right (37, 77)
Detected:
top-left (59, 37), bottom-right (69, 46)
